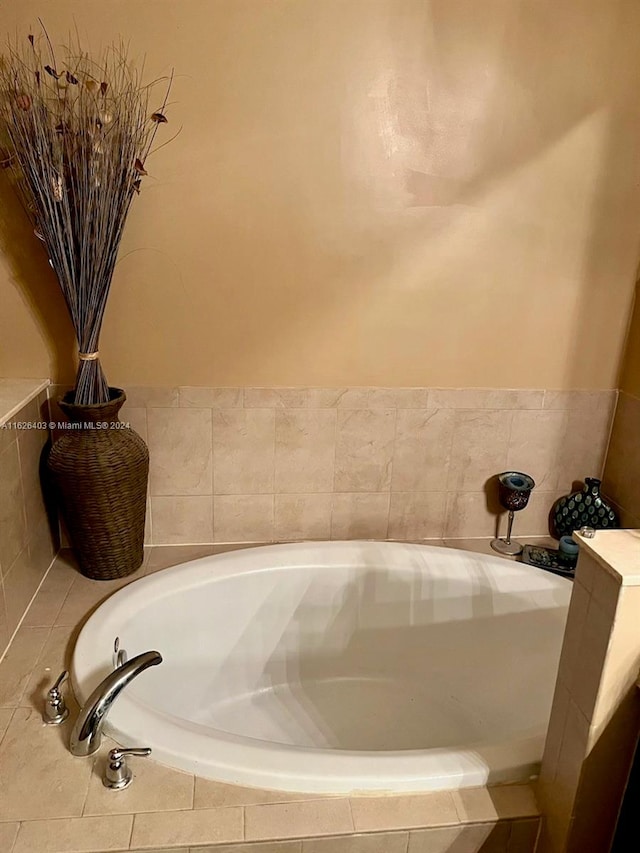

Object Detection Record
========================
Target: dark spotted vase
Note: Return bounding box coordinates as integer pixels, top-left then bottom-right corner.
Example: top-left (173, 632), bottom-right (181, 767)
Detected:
top-left (551, 477), bottom-right (619, 539)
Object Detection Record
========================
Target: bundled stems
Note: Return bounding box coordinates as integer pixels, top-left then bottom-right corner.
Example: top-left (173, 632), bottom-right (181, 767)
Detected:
top-left (0, 30), bottom-right (171, 405)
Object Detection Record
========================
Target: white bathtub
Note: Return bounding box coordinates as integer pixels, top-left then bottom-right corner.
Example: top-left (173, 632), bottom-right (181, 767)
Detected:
top-left (72, 541), bottom-right (571, 793)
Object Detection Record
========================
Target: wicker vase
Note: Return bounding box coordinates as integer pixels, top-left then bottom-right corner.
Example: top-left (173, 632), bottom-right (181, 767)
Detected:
top-left (47, 387), bottom-right (149, 580)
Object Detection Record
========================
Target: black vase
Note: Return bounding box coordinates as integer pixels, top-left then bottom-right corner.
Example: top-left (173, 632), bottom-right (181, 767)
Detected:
top-left (47, 387), bottom-right (149, 580)
top-left (551, 477), bottom-right (619, 539)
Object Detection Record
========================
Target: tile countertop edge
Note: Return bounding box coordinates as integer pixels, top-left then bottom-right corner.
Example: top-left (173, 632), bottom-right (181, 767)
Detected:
top-left (574, 528), bottom-right (640, 585)
top-left (0, 378), bottom-right (50, 426)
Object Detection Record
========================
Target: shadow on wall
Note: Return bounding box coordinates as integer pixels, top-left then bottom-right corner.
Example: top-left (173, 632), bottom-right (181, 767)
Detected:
top-left (2, 0), bottom-right (640, 388)
top-left (0, 171), bottom-right (75, 380)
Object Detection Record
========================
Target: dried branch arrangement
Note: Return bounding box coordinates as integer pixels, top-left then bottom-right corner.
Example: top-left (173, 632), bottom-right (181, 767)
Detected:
top-left (0, 30), bottom-right (171, 405)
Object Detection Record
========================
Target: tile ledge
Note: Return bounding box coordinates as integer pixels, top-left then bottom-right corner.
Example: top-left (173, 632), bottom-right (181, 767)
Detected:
top-left (574, 528), bottom-right (640, 585)
top-left (0, 378), bottom-right (49, 426)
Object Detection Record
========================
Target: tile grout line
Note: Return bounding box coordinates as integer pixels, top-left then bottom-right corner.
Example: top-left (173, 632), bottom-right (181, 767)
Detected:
top-left (127, 809), bottom-right (136, 849)
top-left (79, 755), bottom-right (98, 818)
top-left (386, 407), bottom-right (400, 539)
top-left (9, 819), bottom-right (22, 853)
top-left (0, 546), bottom-right (59, 667)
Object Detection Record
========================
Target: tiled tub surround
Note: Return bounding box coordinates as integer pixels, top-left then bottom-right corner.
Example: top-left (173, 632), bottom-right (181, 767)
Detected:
top-left (536, 529), bottom-right (640, 853)
top-left (48, 386), bottom-right (616, 546)
top-left (603, 390), bottom-right (640, 528)
top-left (0, 380), bottom-right (57, 657)
top-left (0, 543), bottom-right (543, 853)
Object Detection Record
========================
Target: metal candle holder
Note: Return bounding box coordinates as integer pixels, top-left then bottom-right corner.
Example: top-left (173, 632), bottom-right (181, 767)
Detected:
top-left (491, 471), bottom-right (535, 556)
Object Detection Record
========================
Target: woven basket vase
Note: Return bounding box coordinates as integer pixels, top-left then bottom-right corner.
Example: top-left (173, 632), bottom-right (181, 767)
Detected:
top-left (47, 387), bottom-right (149, 580)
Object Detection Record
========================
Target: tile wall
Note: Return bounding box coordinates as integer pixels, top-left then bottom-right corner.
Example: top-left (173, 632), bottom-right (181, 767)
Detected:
top-left (50, 385), bottom-right (616, 546)
top-left (603, 390), bottom-right (640, 527)
top-left (0, 391), bottom-right (57, 658)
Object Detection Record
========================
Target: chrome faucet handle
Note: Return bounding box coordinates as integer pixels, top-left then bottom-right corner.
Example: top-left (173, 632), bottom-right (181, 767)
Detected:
top-left (113, 637), bottom-right (128, 669)
top-left (43, 670), bottom-right (69, 725)
top-left (103, 746), bottom-right (152, 790)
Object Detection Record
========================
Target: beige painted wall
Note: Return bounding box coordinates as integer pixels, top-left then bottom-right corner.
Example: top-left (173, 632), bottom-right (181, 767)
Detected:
top-left (2, 0), bottom-right (640, 388)
top-left (619, 284), bottom-right (640, 396)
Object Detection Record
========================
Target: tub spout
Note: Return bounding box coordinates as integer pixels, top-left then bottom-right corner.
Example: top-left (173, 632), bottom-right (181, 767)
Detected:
top-left (70, 650), bottom-right (162, 757)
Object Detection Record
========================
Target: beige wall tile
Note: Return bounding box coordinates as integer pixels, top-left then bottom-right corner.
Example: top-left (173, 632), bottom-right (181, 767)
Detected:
top-left (368, 389), bottom-right (429, 408)
top-left (506, 410), bottom-right (567, 491)
top-left (350, 792), bottom-right (458, 831)
top-left (194, 777), bottom-right (312, 808)
top-left (553, 698), bottom-right (590, 822)
top-left (274, 495), bottom-right (332, 541)
top-left (148, 408), bottom-right (213, 496)
top-left (245, 799), bottom-right (353, 841)
top-left (214, 495), bottom-right (274, 543)
top-left (150, 496), bottom-right (214, 545)
top-left (556, 580), bottom-right (590, 689)
top-left (307, 389), bottom-right (370, 408)
top-left (446, 410), bottom-right (512, 492)
top-left (452, 785), bottom-right (539, 823)
top-left (0, 706), bottom-right (93, 821)
top-left (0, 626), bottom-right (49, 707)
top-left (444, 492), bottom-right (497, 539)
top-left (0, 441), bottom-right (27, 576)
top-left (21, 476), bottom-right (50, 543)
top-left (568, 596), bottom-right (613, 721)
top-left (213, 409), bottom-right (275, 494)
top-left (589, 585), bottom-right (640, 735)
top-left (334, 410), bottom-right (395, 492)
top-left (121, 407), bottom-right (148, 443)
top-left (589, 563), bottom-right (621, 619)
top-left (13, 814), bottom-right (133, 853)
top-left (179, 387), bottom-right (244, 407)
top-left (407, 823), bottom-right (509, 852)
top-left (3, 545), bottom-right (47, 637)
top-left (388, 492), bottom-right (447, 540)
top-left (246, 388), bottom-right (309, 408)
top-left (0, 419), bottom-right (17, 456)
top-left (83, 742), bottom-right (194, 815)
top-left (124, 386), bottom-right (179, 408)
top-left (15, 399), bottom-right (47, 479)
top-left (27, 518), bottom-right (57, 581)
top-left (539, 681), bottom-right (570, 782)
top-left (0, 821), bottom-right (19, 852)
top-left (331, 493), bottom-right (390, 539)
top-left (275, 410), bottom-right (336, 493)
top-left (542, 390), bottom-right (616, 412)
top-left (429, 389), bottom-right (544, 410)
top-left (555, 407), bottom-right (614, 493)
top-left (304, 831), bottom-right (409, 852)
top-left (130, 806), bottom-right (243, 848)
top-left (392, 409), bottom-right (455, 492)
top-left (22, 557), bottom-right (76, 628)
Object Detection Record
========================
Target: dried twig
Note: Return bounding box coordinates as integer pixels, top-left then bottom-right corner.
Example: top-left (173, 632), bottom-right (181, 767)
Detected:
top-left (0, 28), bottom-right (172, 404)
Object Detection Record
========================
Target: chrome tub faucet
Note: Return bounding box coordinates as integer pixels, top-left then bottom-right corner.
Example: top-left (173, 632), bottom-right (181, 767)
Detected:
top-left (70, 649), bottom-right (162, 757)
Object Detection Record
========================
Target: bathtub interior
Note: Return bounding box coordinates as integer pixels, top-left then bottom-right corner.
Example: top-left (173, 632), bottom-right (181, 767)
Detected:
top-left (75, 542), bottom-right (571, 757)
